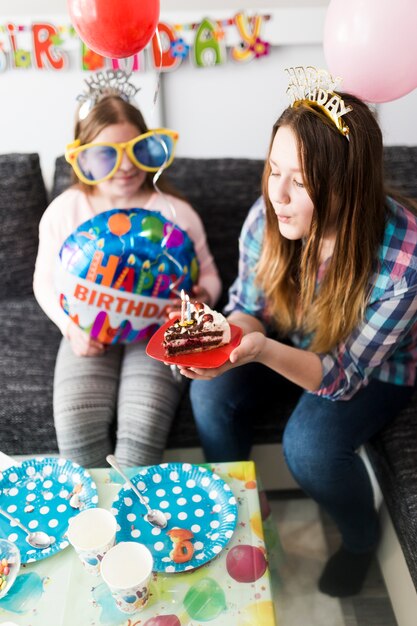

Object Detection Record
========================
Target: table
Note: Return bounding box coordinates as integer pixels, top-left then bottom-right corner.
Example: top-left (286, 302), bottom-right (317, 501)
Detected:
top-left (0, 461), bottom-right (277, 626)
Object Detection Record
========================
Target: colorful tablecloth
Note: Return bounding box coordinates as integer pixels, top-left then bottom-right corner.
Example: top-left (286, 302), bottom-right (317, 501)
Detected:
top-left (0, 461), bottom-right (277, 626)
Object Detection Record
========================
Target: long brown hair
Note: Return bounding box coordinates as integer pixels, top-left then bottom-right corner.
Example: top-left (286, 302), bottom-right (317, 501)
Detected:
top-left (257, 93), bottom-right (412, 352)
top-left (72, 96), bottom-right (183, 199)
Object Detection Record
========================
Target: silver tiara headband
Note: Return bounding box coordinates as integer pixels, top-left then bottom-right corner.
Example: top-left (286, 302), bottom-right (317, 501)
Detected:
top-left (76, 70), bottom-right (141, 121)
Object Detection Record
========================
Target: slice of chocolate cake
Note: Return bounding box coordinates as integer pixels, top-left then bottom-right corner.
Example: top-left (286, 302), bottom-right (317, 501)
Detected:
top-left (163, 301), bottom-right (231, 357)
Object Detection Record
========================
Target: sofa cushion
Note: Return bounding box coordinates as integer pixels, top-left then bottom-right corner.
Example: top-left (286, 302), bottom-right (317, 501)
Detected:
top-left (165, 158), bottom-right (264, 308)
top-left (0, 297), bottom-right (60, 455)
top-left (366, 393), bottom-right (417, 590)
top-left (51, 157), bottom-right (72, 200)
top-left (0, 154), bottom-right (47, 299)
top-left (383, 146), bottom-right (417, 198)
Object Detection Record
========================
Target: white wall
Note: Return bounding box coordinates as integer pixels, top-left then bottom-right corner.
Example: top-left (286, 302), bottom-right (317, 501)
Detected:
top-left (162, 43), bottom-right (326, 160)
top-left (5, 0), bottom-right (330, 14)
top-left (0, 64), bottom-right (161, 189)
top-left (1, 1), bottom-right (416, 190)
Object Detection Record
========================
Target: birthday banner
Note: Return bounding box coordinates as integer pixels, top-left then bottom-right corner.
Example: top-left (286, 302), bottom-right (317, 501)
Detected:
top-left (0, 13), bottom-right (272, 73)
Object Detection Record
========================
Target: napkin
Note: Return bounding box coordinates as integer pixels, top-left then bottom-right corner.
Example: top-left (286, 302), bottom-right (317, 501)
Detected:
top-left (0, 452), bottom-right (20, 472)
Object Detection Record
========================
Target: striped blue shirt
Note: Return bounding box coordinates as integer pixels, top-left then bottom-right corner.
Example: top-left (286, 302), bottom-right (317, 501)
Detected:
top-left (225, 196), bottom-right (417, 400)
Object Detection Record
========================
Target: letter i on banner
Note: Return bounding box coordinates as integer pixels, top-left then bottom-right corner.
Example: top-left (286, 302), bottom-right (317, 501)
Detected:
top-left (7, 23), bottom-right (32, 68)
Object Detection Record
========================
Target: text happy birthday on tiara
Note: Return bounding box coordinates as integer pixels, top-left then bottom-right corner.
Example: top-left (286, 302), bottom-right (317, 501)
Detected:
top-left (285, 66), bottom-right (353, 137)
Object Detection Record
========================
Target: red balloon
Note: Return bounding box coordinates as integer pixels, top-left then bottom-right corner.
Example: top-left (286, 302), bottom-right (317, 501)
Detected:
top-left (67, 0), bottom-right (160, 58)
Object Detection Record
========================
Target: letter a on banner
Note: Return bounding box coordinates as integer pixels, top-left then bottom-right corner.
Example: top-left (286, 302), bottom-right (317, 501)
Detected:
top-left (193, 18), bottom-right (226, 67)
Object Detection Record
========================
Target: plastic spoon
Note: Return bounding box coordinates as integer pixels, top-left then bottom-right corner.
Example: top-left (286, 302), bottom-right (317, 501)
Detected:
top-left (0, 507), bottom-right (53, 549)
top-left (106, 455), bottom-right (168, 529)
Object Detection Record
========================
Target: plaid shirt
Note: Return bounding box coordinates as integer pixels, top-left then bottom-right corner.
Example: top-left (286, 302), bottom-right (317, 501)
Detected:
top-left (225, 196), bottom-right (417, 400)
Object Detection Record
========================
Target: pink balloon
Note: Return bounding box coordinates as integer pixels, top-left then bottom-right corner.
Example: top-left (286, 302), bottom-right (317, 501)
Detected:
top-left (226, 545), bottom-right (267, 583)
top-left (143, 616), bottom-right (180, 626)
top-left (324, 0), bottom-right (417, 103)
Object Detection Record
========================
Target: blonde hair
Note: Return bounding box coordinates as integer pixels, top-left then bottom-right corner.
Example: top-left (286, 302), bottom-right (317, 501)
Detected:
top-left (257, 93), bottom-right (414, 352)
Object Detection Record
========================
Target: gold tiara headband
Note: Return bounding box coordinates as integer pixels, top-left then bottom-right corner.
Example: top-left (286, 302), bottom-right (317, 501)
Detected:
top-left (285, 66), bottom-right (352, 139)
top-left (76, 70), bottom-right (141, 121)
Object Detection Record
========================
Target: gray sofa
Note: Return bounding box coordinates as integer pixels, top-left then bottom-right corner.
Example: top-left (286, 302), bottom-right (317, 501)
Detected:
top-left (1, 149), bottom-right (417, 605)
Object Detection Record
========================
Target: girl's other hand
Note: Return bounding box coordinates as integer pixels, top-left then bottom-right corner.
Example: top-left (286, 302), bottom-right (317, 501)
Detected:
top-left (164, 284), bottom-right (211, 321)
top-left (67, 322), bottom-right (107, 357)
top-left (165, 297), bottom-right (181, 320)
top-left (191, 284), bottom-right (211, 305)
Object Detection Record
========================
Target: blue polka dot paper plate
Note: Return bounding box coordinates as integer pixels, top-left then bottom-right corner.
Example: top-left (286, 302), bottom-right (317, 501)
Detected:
top-left (111, 463), bottom-right (238, 573)
top-left (0, 457), bottom-right (98, 564)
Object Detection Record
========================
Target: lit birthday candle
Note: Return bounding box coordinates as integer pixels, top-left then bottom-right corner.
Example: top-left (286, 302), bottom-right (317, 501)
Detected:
top-left (180, 289), bottom-right (186, 323)
top-left (186, 294), bottom-right (191, 321)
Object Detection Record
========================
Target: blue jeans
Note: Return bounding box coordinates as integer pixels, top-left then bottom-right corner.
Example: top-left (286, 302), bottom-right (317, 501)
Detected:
top-left (190, 364), bottom-right (414, 552)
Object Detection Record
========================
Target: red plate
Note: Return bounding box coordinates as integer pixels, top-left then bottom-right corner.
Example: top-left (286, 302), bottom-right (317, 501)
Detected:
top-left (146, 319), bottom-right (243, 368)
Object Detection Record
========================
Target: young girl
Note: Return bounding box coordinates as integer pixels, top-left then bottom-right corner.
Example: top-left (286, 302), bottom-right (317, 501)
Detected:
top-left (185, 71), bottom-right (417, 597)
top-left (33, 71), bottom-right (221, 469)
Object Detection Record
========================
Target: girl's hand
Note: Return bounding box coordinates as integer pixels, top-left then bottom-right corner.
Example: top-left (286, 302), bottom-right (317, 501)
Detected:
top-left (191, 284), bottom-right (211, 305)
top-left (177, 331), bottom-right (267, 380)
top-left (229, 331), bottom-right (267, 365)
top-left (165, 297), bottom-right (182, 320)
top-left (67, 322), bottom-right (107, 357)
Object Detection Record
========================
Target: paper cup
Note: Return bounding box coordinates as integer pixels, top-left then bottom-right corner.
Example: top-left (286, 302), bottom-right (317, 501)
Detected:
top-left (100, 542), bottom-right (154, 613)
top-left (67, 508), bottom-right (117, 575)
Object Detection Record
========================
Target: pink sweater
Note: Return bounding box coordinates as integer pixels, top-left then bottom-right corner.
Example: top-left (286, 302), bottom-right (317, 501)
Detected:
top-left (33, 188), bottom-right (222, 337)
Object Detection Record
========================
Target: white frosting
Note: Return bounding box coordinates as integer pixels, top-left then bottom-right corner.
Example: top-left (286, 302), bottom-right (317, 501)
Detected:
top-left (193, 302), bottom-right (231, 344)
